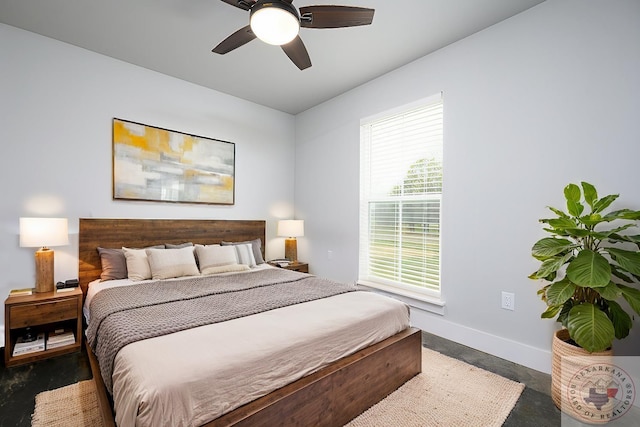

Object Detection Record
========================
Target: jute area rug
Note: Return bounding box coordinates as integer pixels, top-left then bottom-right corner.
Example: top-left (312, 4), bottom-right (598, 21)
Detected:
top-left (32, 348), bottom-right (524, 427)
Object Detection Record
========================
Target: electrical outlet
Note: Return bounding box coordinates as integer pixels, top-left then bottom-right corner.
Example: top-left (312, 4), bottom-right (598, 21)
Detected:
top-left (502, 291), bottom-right (515, 311)
top-left (327, 250), bottom-right (333, 260)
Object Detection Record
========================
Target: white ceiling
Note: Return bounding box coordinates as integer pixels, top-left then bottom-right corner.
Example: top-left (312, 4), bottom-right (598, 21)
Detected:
top-left (0, 0), bottom-right (545, 114)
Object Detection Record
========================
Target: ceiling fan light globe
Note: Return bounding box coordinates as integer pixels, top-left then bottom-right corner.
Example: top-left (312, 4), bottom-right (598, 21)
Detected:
top-left (250, 6), bottom-right (300, 46)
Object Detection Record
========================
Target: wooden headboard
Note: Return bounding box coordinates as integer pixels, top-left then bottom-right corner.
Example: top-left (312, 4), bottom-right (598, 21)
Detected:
top-left (78, 218), bottom-right (266, 295)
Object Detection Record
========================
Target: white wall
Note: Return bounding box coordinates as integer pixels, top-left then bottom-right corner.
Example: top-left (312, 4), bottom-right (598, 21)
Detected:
top-left (0, 24), bottom-right (296, 346)
top-left (295, 0), bottom-right (640, 373)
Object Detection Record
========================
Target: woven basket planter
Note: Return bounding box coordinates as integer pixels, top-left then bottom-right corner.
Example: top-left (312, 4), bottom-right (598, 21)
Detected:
top-left (551, 329), bottom-right (613, 415)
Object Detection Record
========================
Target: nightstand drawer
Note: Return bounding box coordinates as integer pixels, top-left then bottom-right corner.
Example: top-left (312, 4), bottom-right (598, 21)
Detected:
top-left (10, 298), bottom-right (77, 328)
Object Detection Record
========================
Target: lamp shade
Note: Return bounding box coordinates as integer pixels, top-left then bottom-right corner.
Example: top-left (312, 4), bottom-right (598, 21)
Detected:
top-left (278, 220), bottom-right (304, 238)
top-left (20, 218), bottom-right (69, 248)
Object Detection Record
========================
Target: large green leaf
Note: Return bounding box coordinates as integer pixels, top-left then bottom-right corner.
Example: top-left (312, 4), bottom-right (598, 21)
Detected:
top-left (546, 279), bottom-right (577, 306)
top-left (567, 303), bottom-right (615, 352)
top-left (535, 254), bottom-right (572, 279)
top-left (593, 194), bottom-right (619, 214)
top-left (567, 201), bottom-right (584, 217)
top-left (564, 183), bottom-right (581, 202)
top-left (607, 300), bottom-right (632, 340)
top-left (597, 282), bottom-right (622, 300)
top-left (547, 218), bottom-right (579, 229)
top-left (606, 248), bottom-right (640, 276)
top-left (604, 209), bottom-right (640, 220)
top-left (564, 184), bottom-right (584, 217)
top-left (531, 238), bottom-right (575, 260)
top-left (619, 284), bottom-right (640, 316)
top-left (566, 250), bottom-right (611, 288)
top-left (581, 182), bottom-right (597, 209)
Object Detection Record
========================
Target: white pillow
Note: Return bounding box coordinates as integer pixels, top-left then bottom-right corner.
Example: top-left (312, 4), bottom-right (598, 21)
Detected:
top-left (195, 245), bottom-right (239, 275)
top-left (146, 247), bottom-right (200, 280)
top-left (234, 243), bottom-right (256, 268)
top-left (123, 247), bottom-right (152, 281)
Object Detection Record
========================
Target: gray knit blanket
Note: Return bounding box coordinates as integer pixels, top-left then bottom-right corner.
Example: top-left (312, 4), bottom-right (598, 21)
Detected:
top-left (85, 268), bottom-right (356, 394)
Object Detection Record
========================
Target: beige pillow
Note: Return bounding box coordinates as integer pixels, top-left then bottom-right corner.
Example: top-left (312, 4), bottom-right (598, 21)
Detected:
top-left (146, 247), bottom-right (200, 280)
top-left (195, 245), bottom-right (239, 275)
top-left (201, 264), bottom-right (250, 275)
top-left (123, 247), bottom-right (153, 281)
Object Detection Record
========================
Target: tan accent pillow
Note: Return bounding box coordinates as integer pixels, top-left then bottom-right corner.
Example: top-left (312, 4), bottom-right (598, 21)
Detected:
top-left (146, 247), bottom-right (200, 280)
top-left (123, 247), bottom-right (153, 281)
top-left (195, 245), bottom-right (239, 275)
top-left (201, 264), bottom-right (250, 275)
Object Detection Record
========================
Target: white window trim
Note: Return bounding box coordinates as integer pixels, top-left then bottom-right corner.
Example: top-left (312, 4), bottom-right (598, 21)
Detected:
top-left (357, 280), bottom-right (445, 316)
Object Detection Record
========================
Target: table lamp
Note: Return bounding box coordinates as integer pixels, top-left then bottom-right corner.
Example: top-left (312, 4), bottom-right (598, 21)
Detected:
top-left (20, 217), bottom-right (69, 293)
top-left (277, 220), bottom-right (304, 262)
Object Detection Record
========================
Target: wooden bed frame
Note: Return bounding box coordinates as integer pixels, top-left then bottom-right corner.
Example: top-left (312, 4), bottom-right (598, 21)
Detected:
top-left (78, 218), bottom-right (422, 427)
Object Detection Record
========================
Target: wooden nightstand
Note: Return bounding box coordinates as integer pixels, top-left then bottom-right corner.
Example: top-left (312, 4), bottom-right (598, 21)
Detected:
top-left (281, 262), bottom-right (309, 273)
top-left (4, 287), bottom-right (83, 367)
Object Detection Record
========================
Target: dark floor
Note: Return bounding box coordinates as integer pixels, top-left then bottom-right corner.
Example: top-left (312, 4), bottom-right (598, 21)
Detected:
top-left (0, 347), bottom-right (92, 426)
top-left (0, 331), bottom-right (560, 426)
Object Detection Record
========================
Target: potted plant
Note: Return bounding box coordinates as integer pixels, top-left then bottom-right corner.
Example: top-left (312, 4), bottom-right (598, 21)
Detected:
top-left (529, 181), bottom-right (640, 408)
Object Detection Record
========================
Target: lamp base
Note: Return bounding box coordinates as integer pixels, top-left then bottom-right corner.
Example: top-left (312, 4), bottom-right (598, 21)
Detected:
top-left (284, 238), bottom-right (298, 263)
top-left (35, 248), bottom-right (54, 293)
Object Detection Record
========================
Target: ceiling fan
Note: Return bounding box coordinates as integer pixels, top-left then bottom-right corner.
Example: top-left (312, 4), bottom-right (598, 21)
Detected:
top-left (212, 0), bottom-right (375, 70)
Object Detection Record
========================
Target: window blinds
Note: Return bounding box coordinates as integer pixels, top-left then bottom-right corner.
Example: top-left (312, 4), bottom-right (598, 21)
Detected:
top-left (359, 96), bottom-right (443, 295)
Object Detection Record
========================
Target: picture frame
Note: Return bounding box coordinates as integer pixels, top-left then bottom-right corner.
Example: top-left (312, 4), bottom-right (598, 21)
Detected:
top-left (112, 118), bottom-right (235, 205)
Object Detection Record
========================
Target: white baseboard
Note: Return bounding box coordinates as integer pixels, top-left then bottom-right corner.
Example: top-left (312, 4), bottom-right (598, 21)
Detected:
top-left (361, 284), bottom-right (552, 374)
top-left (411, 308), bottom-right (552, 374)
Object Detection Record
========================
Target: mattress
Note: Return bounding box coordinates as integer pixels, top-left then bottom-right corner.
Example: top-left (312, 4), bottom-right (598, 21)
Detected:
top-left (84, 268), bottom-right (410, 427)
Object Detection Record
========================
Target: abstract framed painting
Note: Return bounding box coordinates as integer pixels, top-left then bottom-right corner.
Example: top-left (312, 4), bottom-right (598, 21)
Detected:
top-left (112, 118), bottom-right (235, 205)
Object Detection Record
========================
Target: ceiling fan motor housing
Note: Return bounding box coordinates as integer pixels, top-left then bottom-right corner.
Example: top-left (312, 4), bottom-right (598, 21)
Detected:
top-left (251, 0), bottom-right (300, 21)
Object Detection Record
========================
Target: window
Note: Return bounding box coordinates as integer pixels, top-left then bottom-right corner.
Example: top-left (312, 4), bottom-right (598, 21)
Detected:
top-left (359, 94), bottom-right (443, 297)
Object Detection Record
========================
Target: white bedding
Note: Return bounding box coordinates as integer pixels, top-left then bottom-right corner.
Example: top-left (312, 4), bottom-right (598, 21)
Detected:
top-left (85, 268), bottom-right (410, 427)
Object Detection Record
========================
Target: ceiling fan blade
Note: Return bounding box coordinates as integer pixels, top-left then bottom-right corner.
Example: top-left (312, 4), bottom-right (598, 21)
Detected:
top-left (218, 0), bottom-right (254, 11)
top-left (281, 36), bottom-right (312, 70)
top-left (299, 6), bottom-right (374, 29)
top-left (212, 25), bottom-right (256, 54)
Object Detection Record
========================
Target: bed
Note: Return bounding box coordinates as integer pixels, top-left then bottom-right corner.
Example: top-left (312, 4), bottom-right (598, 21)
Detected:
top-left (79, 218), bottom-right (422, 427)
